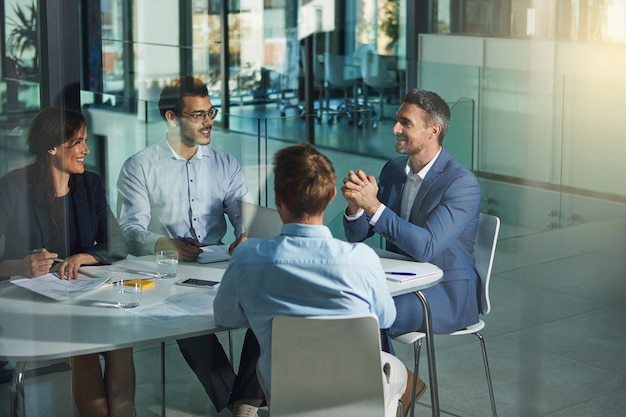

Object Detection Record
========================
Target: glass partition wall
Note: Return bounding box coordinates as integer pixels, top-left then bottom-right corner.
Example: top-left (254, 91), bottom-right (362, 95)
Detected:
top-left (1, 0), bottom-right (624, 240)
top-left (2, 0), bottom-right (626, 413)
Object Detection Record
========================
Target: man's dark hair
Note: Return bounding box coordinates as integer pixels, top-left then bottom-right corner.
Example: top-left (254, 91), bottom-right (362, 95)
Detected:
top-left (158, 76), bottom-right (209, 120)
top-left (403, 89), bottom-right (451, 144)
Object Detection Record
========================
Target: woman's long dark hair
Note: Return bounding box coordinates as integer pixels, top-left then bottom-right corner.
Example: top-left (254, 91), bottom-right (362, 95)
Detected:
top-left (26, 107), bottom-right (86, 232)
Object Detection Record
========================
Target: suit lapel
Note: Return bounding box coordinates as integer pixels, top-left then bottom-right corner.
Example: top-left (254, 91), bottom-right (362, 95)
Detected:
top-left (389, 158), bottom-right (408, 213)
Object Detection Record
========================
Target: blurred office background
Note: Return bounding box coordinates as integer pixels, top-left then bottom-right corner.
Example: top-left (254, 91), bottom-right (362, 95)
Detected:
top-left (1, 1), bottom-right (625, 416)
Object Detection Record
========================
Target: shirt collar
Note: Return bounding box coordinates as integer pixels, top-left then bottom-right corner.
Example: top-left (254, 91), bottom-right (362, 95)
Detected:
top-left (280, 223), bottom-right (333, 238)
top-left (158, 138), bottom-right (209, 161)
top-left (404, 147), bottom-right (442, 180)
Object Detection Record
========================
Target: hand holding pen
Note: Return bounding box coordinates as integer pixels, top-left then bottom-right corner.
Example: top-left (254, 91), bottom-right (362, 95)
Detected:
top-left (173, 236), bottom-right (203, 262)
top-left (22, 249), bottom-right (61, 278)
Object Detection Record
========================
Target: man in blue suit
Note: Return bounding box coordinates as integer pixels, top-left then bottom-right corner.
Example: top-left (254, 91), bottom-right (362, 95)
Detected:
top-left (342, 88), bottom-right (481, 409)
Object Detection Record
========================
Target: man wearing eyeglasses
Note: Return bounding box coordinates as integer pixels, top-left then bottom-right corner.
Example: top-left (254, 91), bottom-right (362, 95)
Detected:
top-left (117, 76), bottom-right (264, 416)
top-left (118, 76), bottom-right (251, 260)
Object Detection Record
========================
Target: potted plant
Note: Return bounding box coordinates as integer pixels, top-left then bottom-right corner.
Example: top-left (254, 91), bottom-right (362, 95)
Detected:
top-left (5, 1), bottom-right (38, 81)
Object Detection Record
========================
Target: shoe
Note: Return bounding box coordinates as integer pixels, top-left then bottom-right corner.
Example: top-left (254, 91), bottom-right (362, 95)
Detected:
top-left (400, 377), bottom-right (427, 417)
top-left (231, 400), bottom-right (261, 417)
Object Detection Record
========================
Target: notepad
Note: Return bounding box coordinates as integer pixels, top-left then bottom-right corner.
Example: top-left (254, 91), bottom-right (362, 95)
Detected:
top-left (196, 245), bottom-right (231, 264)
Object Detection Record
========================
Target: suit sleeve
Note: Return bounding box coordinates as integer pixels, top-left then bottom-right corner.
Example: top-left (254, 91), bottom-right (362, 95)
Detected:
top-left (374, 171), bottom-right (481, 263)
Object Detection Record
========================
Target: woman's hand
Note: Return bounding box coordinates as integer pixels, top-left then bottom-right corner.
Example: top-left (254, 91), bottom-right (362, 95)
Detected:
top-left (54, 253), bottom-right (98, 280)
top-left (23, 249), bottom-right (59, 278)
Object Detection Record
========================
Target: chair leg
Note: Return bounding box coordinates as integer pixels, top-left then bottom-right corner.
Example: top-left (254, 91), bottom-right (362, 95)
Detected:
top-left (475, 332), bottom-right (497, 417)
top-left (409, 339), bottom-right (422, 417)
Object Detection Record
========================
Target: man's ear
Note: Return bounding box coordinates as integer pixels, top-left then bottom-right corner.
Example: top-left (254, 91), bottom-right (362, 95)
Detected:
top-left (48, 147), bottom-right (57, 155)
top-left (274, 193), bottom-right (282, 210)
top-left (329, 186), bottom-right (337, 204)
top-left (430, 123), bottom-right (442, 138)
top-left (165, 110), bottom-right (178, 127)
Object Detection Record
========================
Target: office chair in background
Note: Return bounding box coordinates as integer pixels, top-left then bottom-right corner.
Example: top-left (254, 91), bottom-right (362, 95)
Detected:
top-left (360, 49), bottom-right (399, 129)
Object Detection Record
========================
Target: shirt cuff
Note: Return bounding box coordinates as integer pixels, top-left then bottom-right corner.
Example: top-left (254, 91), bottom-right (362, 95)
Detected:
top-left (344, 208), bottom-right (364, 221)
top-left (369, 204), bottom-right (387, 226)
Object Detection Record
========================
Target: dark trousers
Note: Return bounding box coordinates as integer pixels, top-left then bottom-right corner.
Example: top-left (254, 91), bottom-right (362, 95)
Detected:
top-left (176, 329), bottom-right (265, 412)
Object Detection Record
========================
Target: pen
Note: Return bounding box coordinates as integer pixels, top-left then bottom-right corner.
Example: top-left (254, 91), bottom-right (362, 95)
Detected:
top-left (385, 271), bottom-right (417, 276)
top-left (23, 250), bottom-right (64, 263)
top-left (177, 236), bottom-right (197, 246)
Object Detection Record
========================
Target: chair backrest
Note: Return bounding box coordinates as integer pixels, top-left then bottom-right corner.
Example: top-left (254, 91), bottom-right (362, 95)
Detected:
top-left (359, 49), bottom-right (395, 88)
top-left (474, 213), bottom-right (500, 315)
top-left (323, 53), bottom-right (359, 87)
top-left (270, 314), bottom-right (385, 417)
top-left (239, 201), bottom-right (283, 239)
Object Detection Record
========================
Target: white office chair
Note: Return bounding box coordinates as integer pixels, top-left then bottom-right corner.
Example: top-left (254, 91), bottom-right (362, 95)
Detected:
top-left (359, 49), bottom-right (399, 129)
top-left (270, 314), bottom-right (394, 417)
top-left (393, 213), bottom-right (500, 417)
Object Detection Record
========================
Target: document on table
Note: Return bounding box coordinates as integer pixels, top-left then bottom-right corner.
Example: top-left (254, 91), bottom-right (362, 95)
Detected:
top-left (127, 291), bottom-right (215, 322)
top-left (196, 245), bottom-right (231, 264)
top-left (380, 258), bottom-right (442, 283)
top-left (10, 273), bottom-right (111, 301)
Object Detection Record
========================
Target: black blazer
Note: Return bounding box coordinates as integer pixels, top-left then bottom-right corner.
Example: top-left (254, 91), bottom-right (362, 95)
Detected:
top-left (0, 168), bottom-right (128, 276)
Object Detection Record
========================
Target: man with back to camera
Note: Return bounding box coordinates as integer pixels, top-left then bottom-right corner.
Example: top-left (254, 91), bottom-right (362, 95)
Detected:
top-left (116, 76), bottom-right (264, 416)
top-left (342, 88), bottom-right (482, 414)
top-left (214, 142), bottom-right (407, 417)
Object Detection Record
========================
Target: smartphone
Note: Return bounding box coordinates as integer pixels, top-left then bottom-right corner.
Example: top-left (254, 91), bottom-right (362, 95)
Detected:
top-left (177, 278), bottom-right (220, 288)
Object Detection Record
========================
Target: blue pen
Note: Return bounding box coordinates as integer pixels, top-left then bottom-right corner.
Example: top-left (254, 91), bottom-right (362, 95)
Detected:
top-left (177, 236), bottom-right (196, 246)
top-left (385, 271), bottom-right (416, 276)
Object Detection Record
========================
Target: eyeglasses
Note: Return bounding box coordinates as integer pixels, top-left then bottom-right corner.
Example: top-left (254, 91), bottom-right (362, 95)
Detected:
top-left (181, 107), bottom-right (219, 123)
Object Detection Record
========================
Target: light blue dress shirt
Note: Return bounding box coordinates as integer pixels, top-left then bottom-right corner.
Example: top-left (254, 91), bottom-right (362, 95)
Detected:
top-left (213, 223), bottom-right (396, 393)
top-left (117, 140), bottom-right (251, 255)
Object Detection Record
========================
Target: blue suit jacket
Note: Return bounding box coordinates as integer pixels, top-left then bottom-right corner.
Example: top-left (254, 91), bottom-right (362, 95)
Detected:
top-left (344, 148), bottom-right (482, 333)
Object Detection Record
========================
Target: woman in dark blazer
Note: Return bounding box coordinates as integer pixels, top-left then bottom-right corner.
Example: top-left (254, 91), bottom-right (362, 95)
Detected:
top-left (0, 108), bottom-right (135, 417)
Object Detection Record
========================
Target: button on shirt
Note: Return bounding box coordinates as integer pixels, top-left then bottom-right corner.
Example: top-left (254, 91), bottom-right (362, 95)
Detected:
top-left (117, 140), bottom-right (251, 255)
top-left (213, 223), bottom-right (396, 393)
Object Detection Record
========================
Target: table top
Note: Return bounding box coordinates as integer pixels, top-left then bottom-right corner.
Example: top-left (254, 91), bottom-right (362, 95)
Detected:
top-left (0, 251), bottom-right (442, 362)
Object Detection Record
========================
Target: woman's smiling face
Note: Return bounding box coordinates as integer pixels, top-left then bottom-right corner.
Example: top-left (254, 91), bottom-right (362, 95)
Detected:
top-left (50, 124), bottom-right (90, 175)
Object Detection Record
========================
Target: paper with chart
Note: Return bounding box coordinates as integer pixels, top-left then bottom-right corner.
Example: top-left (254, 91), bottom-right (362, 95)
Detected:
top-left (10, 273), bottom-right (111, 301)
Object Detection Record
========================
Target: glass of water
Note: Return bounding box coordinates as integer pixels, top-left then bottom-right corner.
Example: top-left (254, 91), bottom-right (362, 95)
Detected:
top-left (156, 250), bottom-right (179, 278)
top-left (116, 280), bottom-right (142, 308)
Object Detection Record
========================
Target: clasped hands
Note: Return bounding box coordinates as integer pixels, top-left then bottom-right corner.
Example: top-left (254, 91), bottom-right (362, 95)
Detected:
top-left (341, 169), bottom-right (382, 216)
